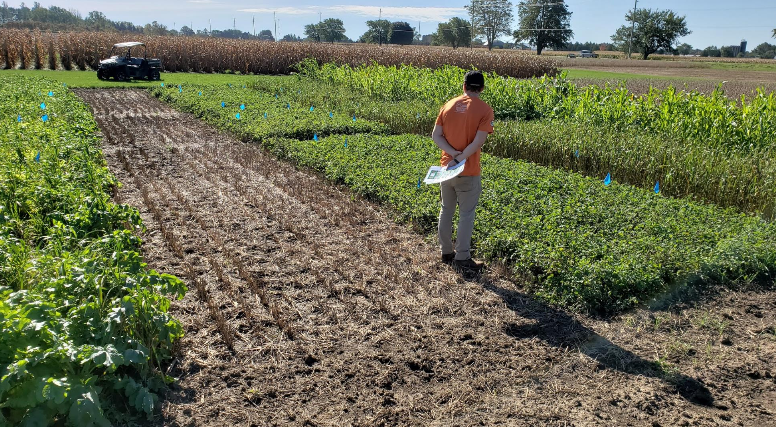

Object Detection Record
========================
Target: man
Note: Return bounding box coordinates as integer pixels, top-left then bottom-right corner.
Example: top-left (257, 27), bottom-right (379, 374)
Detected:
top-left (432, 70), bottom-right (494, 270)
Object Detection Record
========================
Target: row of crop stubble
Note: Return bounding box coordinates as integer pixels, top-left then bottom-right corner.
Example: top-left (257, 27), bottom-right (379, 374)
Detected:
top-left (0, 28), bottom-right (558, 78)
top-left (151, 82), bottom-right (776, 314)
top-left (0, 76), bottom-right (186, 425)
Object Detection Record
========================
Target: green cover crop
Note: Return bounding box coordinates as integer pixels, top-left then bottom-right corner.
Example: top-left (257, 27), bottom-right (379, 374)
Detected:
top-left (154, 83), bottom-right (776, 314)
top-left (1, 76), bottom-right (186, 426)
top-left (249, 70), bottom-right (776, 219)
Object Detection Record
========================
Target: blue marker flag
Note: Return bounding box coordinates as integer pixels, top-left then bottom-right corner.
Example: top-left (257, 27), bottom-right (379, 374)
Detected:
top-left (40, 102), bottom-right (46, 110)
top-left (235, 113), bottom-right (241, 119)
top-left (35, 152), bottom-right (40, 162)
top-left (654, 181), bottom-right (660, 194)
top-left (221, 102), bottom-right (225, 107)
top-left (313, 133), bottom-right (318, 141)
top-left (17, 115), bottom-right (21, 122)
top-left (329, 112), bottom-right (333, 118)
top-left (179, 88), bottom-right (182, 93)
top-left (264, 112), bottom-right (268, 118)
top-left (417, 178), bottom-right (422, 188)
top-left (161, 83), bottom-right (165, 87)
top-left (286, 103), bottom-right (290, 109)
top-left (604, 173), bottom-right (611, 186)
top-left (352, 115), bottom-right (356, 122)
top-left (41, 114), bottom-right (49, 122)
top-left (574, 149), bottom-right (580, 158)
top-left (416, 113), bottom-right (420, 119)
top-left (48, 91), bottom-right (53, 97)
top-left (310, 106), bottom-right (314, 112)
top-left (199, 91), bottom-right (202, 96)
top-left (344, 138), bottom-right (348, 147)
top-left (240, 104), bottom-right (245, 110)
top-left (275, 94), bottom-right (278, 99)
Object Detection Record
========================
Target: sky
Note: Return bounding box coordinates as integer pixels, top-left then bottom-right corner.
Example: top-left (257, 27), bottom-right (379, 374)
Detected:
top-left (26, 0), bottom-right (776, 49)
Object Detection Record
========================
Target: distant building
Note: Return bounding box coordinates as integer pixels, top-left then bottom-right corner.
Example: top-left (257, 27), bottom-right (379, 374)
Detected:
top-left (731, 40), bottom-right (747, 56)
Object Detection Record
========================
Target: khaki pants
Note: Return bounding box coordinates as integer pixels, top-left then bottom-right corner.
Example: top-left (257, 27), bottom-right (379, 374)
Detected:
top-left (439, 175), bottom-right (482, 260)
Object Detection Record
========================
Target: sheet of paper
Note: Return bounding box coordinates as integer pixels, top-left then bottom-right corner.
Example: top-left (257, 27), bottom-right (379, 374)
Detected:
top-left (423, 159), bottom-right (466, 184)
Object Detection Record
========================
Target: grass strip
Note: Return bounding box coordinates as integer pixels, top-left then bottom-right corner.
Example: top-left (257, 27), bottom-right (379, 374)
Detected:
top-left (1, 76), bottom-right (186, 425)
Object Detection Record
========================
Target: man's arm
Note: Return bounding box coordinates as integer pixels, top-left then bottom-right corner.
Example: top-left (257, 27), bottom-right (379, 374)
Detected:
top-left (452, 130), bottom-right (488, 164)
top-left (432, 125), bottom-right (461, 157)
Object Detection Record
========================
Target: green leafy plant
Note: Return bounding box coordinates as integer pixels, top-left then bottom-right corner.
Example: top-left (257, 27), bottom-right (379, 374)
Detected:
top-left (1, 76), bottom-right (186, 425)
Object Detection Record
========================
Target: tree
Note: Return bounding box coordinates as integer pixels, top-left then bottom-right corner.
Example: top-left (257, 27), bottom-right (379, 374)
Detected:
top-left (258, 29), bottom-right (274, 41)
top-left (700, 45), bottom-right (720, 57)
top-left (751, 42), bottom-right (776, 59)
top-left (720, 45), bottom-right (735, 58)
top-left (435, 17), bottom-right (471, 49)
top-left (281, 34), bottom-right (302, 42)
top-left (179, 25), bottom-right (195, 36)
top-left (675, 43), bottom-right (692, 55)
top-left (466, 0), bottom-right (513, 51)
top-left (319, 18), bottom-right (346, 43)
top-left (610, 8), bottom-right (690, 59)
top-left (389, 21), bottom-right (414, 45)
top-left (304, 23), bottom-right (322, 42)
top-left (143, 21), bottom-right (168, 36)
top-left (360, 19), bottom-right (391, 44)
top-left (85, 11), bottom-right (110, 30)
top-left (513, 0), bottom-right (572, 55)
top-left (564, 41), bottom-right (601, 51)
top-left (773, 29), bottom-right (775, 38)
top-left (610, 9), bottom-right (687, 59)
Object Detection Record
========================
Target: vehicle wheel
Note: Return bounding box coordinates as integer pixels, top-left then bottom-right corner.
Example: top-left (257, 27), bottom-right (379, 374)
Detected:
top-left (150, 69), bottom-right (160, 81)
top-left (97, 69), bottom-right (106, 80)
top-left (116, 70), bottom-right (128, 82)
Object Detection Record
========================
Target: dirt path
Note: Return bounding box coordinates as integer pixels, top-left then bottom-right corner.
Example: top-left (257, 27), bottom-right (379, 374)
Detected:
top-left (77, 89), bottom-right (776, 427)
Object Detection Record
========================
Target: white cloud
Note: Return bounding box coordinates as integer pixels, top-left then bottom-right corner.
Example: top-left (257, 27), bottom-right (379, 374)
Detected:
top-left (238, 5), bottom-right (465, 22)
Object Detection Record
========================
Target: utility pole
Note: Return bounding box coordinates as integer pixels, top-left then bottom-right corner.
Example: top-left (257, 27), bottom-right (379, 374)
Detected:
top-left (274, 12), bottom-right (277, 41)
top-left (378, 8), bottom-right (382, 46)
top-left (253, 15), bottom-right (255, 37)
top-left (627, 0), bottom-right (637, 59)
top-left (233, 18), bottom-right (236, 30)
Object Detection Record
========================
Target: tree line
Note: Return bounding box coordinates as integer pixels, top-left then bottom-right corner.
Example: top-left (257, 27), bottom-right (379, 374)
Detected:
top-left (2, 1), bottom-right (773, 58)
top-left (0, 2), bottom-right (281, 40)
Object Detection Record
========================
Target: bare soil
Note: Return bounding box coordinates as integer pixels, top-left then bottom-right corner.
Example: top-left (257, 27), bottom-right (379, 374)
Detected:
top-left (76, 89), bottom-right (776, 427)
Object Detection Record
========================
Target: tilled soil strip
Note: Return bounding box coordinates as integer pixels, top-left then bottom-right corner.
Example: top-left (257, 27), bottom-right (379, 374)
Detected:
top-left (76, 89), bottom-right (776, 427)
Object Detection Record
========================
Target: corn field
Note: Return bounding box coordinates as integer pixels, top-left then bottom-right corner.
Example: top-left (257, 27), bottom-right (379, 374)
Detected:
top-left (0, 29), bottom-right (558, 78)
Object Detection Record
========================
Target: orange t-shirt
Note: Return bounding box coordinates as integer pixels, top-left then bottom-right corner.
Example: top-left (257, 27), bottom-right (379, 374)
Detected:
top-left (435, 94), bottom-right (495, 176)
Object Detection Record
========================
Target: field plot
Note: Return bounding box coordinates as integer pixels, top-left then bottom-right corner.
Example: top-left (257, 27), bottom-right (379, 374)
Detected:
top-left (74, 89), bottom-right (776, 426)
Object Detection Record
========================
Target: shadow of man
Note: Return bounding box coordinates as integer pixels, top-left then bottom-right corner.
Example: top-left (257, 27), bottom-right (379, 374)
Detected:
top-left (472, 273), bottom-right (715, 407)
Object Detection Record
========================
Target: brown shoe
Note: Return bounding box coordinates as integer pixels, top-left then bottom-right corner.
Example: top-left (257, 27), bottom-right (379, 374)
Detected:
top-left (453, 258), bottom-right (484, 271)
top-left (441, 253), bottom-right (455, 264)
